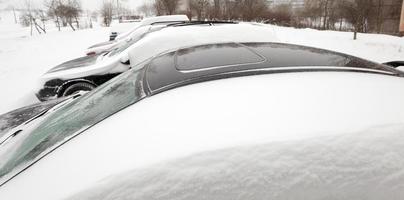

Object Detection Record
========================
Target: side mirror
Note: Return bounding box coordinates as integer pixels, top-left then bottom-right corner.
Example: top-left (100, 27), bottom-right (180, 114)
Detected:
top-left (120, 54), bottom-right (130, 65)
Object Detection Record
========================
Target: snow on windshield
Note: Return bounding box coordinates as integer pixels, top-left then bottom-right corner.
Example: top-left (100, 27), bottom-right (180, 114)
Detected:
top-left (65, 124), bottom-right (404, 200)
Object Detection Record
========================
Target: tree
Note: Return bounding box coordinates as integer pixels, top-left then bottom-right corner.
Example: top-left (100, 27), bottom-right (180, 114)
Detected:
top-left (45, 0), bottom-right (82, 31)
top-left (190, 0), bottom-right (210, 20)
top-left (339, 0), bottom-right (374, 40)
top-left (241, 0), bottom-right (267, 21)
top-left (154, 0), bottom-right (180, 15)
top-left (138, 3), bottom-right (155, 17)
top-left (100, 0), bottom-right (114, 27)
top-left (211, 0), bottom-right (221, 20)
top-left (266, 4), bottom-right (292, 26)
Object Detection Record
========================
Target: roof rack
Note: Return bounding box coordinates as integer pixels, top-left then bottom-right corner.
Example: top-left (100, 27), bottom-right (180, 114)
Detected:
top-left (166, 20), bottom-right (238, 27)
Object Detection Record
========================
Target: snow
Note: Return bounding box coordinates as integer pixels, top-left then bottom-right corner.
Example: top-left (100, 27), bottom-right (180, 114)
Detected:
top-left (1, 72), bottom-right (404, 200)
top-left (0, 11), bottom-right (404, 115)
top-left (65, 125), bottom-right (404, 200)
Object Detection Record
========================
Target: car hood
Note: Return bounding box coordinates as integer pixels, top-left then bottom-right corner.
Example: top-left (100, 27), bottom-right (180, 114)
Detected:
top-left (46, 55), bottom-right (99, 73)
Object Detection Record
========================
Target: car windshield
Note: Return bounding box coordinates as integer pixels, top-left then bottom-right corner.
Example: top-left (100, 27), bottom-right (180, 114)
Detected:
top-left (0, 67), bottom-right (147, 186)
top-left (108, 26), bottom-right (152, 57)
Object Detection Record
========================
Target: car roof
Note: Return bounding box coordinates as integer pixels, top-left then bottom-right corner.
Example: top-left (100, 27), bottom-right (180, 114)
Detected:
top-left (127, 23), bottom-right (280, 66)
top-left (145, 42), bottom-right (403, 94)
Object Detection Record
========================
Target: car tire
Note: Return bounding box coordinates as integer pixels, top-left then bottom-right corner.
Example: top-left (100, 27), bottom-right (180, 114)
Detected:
top-left (62, 82), bottom-right (96, 97)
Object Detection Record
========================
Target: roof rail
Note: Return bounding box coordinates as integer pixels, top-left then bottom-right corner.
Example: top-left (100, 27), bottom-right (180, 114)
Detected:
top-left (166, 20), bottom-right (238, 27)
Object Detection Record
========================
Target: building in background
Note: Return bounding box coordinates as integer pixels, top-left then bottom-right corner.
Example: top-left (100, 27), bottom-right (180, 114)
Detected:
top-left (266, 0), bottom-right (304, 9)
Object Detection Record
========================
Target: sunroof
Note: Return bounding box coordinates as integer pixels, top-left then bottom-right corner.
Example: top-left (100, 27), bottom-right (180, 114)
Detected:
top-left (175, 43), bottom-right (265, 72)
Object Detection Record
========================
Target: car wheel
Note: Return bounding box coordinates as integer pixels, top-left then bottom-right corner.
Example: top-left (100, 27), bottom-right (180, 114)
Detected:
top-left (62, 82), bottom-right (96, 97)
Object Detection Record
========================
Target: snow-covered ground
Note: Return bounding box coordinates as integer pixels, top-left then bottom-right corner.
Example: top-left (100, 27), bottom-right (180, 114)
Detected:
top-left (0, 11), bottom-right (404, 115)
top-left (0, 11), bottom-right (109, 114)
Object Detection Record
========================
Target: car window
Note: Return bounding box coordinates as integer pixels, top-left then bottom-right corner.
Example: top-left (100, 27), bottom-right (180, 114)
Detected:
top-left (176, 43), bottom-right (265, 72)
top-left (0, 67), bottom-right (147, 186)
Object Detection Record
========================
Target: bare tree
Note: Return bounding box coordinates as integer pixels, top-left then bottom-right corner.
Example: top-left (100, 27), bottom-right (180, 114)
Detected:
top-left (45, 0), bottom-right (81, 31)
top-left (211, 0), bottom-right (221, 20)
top-left (100, 0), bottom-right (114, 27)
top-left (190, 0), bottom-right (210, 20)
top-left (45, 0), bottom-right (62, 31)
top-left (339, 0), bottom-right (374, 40)
top-left (241, 0), bottom-right (267, 21)
top-left (154, 0), bottom-right (180, 15)
top-left (266, 4), bottom-right (293, 26)
top-left (138, 2), bottom-right (156, 17)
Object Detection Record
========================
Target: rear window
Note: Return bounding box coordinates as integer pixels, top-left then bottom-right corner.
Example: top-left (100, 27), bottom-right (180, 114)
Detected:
top-left (175, 43), bottom-right (265, 72)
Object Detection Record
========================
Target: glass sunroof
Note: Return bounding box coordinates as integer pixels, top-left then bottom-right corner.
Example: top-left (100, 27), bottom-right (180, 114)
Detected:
top-left (176, 43), bottom-right (265, 72)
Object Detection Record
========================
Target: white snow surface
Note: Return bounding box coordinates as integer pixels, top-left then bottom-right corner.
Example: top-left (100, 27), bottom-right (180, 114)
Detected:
top-left (66, 125), bottom-right (404, 200)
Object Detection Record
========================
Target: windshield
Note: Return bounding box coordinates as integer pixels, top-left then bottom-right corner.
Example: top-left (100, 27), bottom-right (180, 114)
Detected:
top-left (0, 67), bottom-right (147, 186)
top-left (108, 26), bottom-right (152, 57)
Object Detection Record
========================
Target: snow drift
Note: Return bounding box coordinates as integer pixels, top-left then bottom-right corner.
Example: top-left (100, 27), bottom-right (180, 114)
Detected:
top-left (66, 125), bottom-right (404, 200)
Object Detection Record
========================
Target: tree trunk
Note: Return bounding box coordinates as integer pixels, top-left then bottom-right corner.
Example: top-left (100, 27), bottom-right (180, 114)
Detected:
top-left (68, 19), bottom-right (76, 31)
top-left (33, 19), bottom-right (42, 34)
top-left (12, 8), bottom-right (17, 23)
top-left (30, 16), bottom-right (33, 36)
top-left (376, 0), bottom-right (383, 33)
top-left (75, 16), bottom-right (80, 29)
top-left (56, 16), bottom-right (61, 31)
top-left (322, 0), bottom-right (329, 29)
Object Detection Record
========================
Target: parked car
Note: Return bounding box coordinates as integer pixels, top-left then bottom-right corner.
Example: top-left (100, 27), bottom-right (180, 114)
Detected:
top-left (1, 42), bottom-right (404, 200)
top-left (91, 15), bottom-right (190, 55)
top-left (35, 22), bottom-right (279, 101)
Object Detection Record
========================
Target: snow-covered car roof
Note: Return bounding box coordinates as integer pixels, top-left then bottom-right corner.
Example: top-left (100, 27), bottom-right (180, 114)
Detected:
top-left (127, 23), bottom-right (281, 67)
top-left (66, 124), bottom-right (404, 200)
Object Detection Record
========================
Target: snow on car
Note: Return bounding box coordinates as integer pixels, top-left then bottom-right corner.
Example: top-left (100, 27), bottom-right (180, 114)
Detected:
top-left (35, 22), bottom-right (280, 101)
top-left (66, 124), bottom-right (404, 200)
top-left (1, 42), bottom-right (404, 200)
